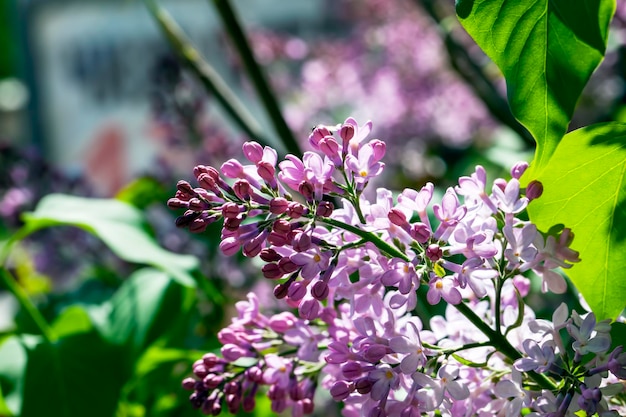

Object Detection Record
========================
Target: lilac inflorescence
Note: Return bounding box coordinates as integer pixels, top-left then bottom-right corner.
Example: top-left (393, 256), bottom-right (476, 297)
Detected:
top-left (172, 118), bottom-right (626, 417)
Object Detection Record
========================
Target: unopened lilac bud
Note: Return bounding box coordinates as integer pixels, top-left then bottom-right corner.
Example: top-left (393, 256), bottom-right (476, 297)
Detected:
top-left (246, 366), bottom-right (263, 382)
top-left (289, 380), bottom-right (304, 401)
top-left (298, 181), bottom-right (315, 202)
top-left (267, 231), bottom-right (288, 246)
top-left (182, 377), bottom-right (197, 390)
top-left (510, 161), bottom-right (529, 179)
top-left (219, 237), bottom-right (240, 256)
top-left (292, 231), bottom-right (312, 252)
top-left (410, 222), bottom-right (431, 243)
top-left (299, 298), bottom-right (321, 320)
top-left (257, 161), bottom-right (276, 183)
top-left (189, 218), bottom-right (208, 233)
top-left (262, 263), bottom-right (283, 279)
top-left (243, 235), bottom-right (265, 258)
top-left (316, 201), bottom-right (334, 217)
top-left (330, 381), bottom-right (353, 401)
top-left (242, 396), bottom-right (255, 412)
top-left (354, 377), bottom-right (373, 394)
top-left (493, 178), bottom-right (507, 192)
top-left (319, 136), bottom-right (342, 166)
top-left (242, 141), bottom-right (264, 163)
top-left (341, 362), bottom-right (362, 379)
top-left (167, 198), bottom-right (189, 209)
top-left (202, 353), bottom-right (219, 368)
top-left (175, 211), bottom-right (201, 228)
top-left (278, 257), bottom-right (299, 273)
top-left (188, 198), bottom-right (209, 212)
top-left (273, 219), bottom-right (291, 234)
top-left (226, 393), bottom-right (240, 414)
top-left (340, 123), bottom-right (355, 143)
top-left (388, 208), bottom-right (408, 227)
top-left (224, 217), bottom-right (243, 231)
top-left (203, 374), bottom-right (223, 389)
top-left (309, 125), bottom-right (331, 148)
top-left (288, 281), bottom-right (307, 301)
top-left (301, 398), bottom-right (314, 415)
top-left (526, 180), bottom-right (543, 201)
top-left (269, 311), bottom-right (296, 333)
top-left (222, 202), bottom-right (242, 219)
top-left (193, 164), bottom-right (212, 179)
top-left (260, 248), bottom-right (281, 262)
top-left (287, 202), bottom-right (307, 219)
top-left (233, 180), bottom-right (251, 201)
top-left (426, 244), bottom-right (443, 262)
top-left (197, 173), bottom-right (220, 194)
top-left (177, 180), bottom-right (195, 196)
top-left (369, 139), bottom-right (386, 162)
top-left (269, 197), bottom-right (289, 214)
top-left (363, 344), bottom-right (388, 362)
top-left (311, 280), bottom-right (329, 300)
top-left (221, 159), bottom-right (244, 178)
top-left (274, 283), bottom-right (289, 299)
top-left (193, 362), bottom-right (208, 378)
top-left (221, 343), bottom-right (247, 361)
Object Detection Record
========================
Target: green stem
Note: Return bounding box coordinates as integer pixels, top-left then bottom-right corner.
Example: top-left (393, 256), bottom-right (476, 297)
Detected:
top-left (454, 302), bottom-right (557, 390)
top-left (319, 217), bottom-right (409, 261)
top-left (144, 0), bottom-right (271, 147)
top-left (0, 267), bottom-right (57, 343)
top-left (211, 0), bottom-right (301, 156)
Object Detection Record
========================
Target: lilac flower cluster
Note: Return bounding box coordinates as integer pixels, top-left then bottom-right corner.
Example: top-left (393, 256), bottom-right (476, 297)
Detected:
top-left (171, 118), bottom-right (626, 416)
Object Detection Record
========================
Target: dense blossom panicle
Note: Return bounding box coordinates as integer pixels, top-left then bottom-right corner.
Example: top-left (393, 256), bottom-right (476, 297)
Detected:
top-left (172, 118), bottom-right (626, 417)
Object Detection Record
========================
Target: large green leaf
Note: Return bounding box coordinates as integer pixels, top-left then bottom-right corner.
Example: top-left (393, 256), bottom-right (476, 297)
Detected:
top-left (99, 268), bottom-right (196, 357)
top-left (22, 194), bottom-right (198, 286)
top-left (457, 0), bottom-right (615, 172)
top-left (528, 123), bottom-right (626, 320)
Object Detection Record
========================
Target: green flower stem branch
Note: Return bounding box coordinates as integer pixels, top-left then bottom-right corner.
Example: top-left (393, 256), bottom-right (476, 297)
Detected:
top-left (144, 0), bottom-right (272, 149)
top-left (322, 216), bottom-right (557, 391)
top-left (210, 0), bottom-right (301, 156)
top-left (0, 267), bottom-right (57, 343)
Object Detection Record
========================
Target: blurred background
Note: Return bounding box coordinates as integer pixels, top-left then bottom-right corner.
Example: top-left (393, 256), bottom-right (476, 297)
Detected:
top-left (0, 0), bottom-right (625, 416)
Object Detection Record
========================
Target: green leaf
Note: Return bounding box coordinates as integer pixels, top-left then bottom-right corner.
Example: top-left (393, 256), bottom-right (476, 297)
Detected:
top-left (610, 322), bottom-right (626, 350)
top-left (528, 122), bottom-right (626, 320)
top-left (22, 194), bottom-right (198, 286)
top-left (99, 268), bottom-right (195, 357)
top-left (458, 0), bottom-right (615, 171)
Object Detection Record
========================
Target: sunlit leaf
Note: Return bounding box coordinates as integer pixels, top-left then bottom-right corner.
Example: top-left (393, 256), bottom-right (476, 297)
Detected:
top-left (22, 194), bottom-right (198, 287)
top-left (528, 123), bottom-right (626, 320)
top-left (458, 0), bottom-right (615, 172)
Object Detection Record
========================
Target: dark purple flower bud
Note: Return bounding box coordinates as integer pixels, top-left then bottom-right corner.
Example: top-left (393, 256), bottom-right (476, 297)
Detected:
top-left (273, 283), bottom-right (289, 299)
top-left (298, 181), bottom-right (315, 202)
top-left (203, 374), bottom-right (223, 389)
top-left (233, 180), bottom-right (251, 201)
top-left (246, 366), bottom-right (263, 383)
top-left (354, 377), bottom-right (373, 394)
top-left (189, 218), bottom-right (208, 234)
top-left (193, 362), bottom-right (209, 378)
top-left (287, 202), bottom-right (307, 219)
top-left (226, 393), bottom-right (240, 414)
top-left (269, 197), bottom-right (289, 214)
top-left (243, 233), bottom-right (266, 258)
top-left (267, 232), bottom-right (288, 246)
top-left (262, 263), bottom-right (283, 279)
top-left (526, 180), bottom-right (543, 201)
top-left (268, 385), bottom-right (286, 401)
top-left (167, 198), bottom-right (189, 209)
top-left (177, 180), bottom-right (196, 196)
top-left (301, 398), bottom-right (314, 415)
top-left (260, 248), bottom-right (281, 262)
top-left (219, 237), bottom-right (240, 256)
top-left (222, 202), bottom-right (242, 219)
top-left (426, 244), bottom-right (443, 261)
top-left (319, 136), bottom-right (342, 166)
top-left (493, 178), bottom-right (507, 192)
top-left (292, 231), bottom-right (312, 252)
top-left (363, 344), bottom-right (388, 362)
top-left (316, 201), bottom-right (334, 217)
top-left (224, 217), bottom-right (243, 231)
top-left (278, 257), bottom-right (299, 274)
top-left (330, 381), bottom-right (353, 401)
top-left (175, 211), bottom-right (201, 228)
top-left (188, 198), bottom-right (208, 212)
top-left (242, 395), bottom-right (255, 412)
top-left (273, 219), bottom-right (291, 234)
top-left (388, 208), bottom-right (408, 227)
top-left (410, 222), bottom-right (431, 243)
top-left (182, 377), bottom-right (197, 390)
top-left (289, 379), bottom-right (304, 401)
top-left (197, 173), bottom-right (220, 194)
top-left (311, 280), bottom-right (329, 300)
